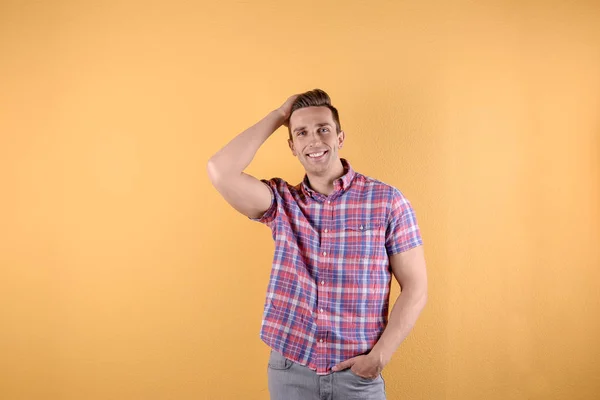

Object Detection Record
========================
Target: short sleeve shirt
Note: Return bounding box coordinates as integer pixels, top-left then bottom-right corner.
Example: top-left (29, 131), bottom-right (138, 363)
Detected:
top-left (249, 158), bottom-right (423, 375)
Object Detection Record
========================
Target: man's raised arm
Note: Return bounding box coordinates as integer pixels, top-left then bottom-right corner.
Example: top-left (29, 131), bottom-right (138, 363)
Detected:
top-left (206, 95), bottom-right (298, 219)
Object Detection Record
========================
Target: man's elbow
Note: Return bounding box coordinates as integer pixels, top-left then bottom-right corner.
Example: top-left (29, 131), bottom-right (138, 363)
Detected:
top-left (206, 158), bottom-right (222, 184)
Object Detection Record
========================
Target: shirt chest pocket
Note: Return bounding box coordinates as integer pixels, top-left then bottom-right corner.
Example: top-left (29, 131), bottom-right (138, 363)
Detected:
top-left (341, 219), bottom-right (386, 259)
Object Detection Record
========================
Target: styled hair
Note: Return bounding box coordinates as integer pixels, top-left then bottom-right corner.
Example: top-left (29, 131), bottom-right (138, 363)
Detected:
top-left (288, 89), bottom-right (342, 140)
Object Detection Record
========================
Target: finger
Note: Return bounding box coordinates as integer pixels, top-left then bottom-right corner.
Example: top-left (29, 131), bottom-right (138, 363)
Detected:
top-left (332, 358), bottom-right (356, 372)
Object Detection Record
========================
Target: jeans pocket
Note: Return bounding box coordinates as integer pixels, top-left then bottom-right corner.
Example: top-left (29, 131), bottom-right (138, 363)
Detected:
top-left (348, 368), bottom-right (379, 382)
top-left (267, 349), bottom-right (293, 370)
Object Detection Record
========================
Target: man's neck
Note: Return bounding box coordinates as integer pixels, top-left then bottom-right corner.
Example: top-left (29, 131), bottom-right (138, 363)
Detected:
top-left (305, 159), bottom-right (345, 196)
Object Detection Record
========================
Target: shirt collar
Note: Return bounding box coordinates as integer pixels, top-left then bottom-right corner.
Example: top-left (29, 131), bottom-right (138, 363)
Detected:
top-left (301, 158), bottom-right (356, 198)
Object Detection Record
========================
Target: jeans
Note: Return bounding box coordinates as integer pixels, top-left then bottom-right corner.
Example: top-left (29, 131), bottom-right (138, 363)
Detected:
top-left (267, 349), bottom-right (386, 400)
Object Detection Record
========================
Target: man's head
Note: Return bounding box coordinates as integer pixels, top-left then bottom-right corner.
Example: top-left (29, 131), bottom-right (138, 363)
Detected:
top-left (287, 89), bottom-right (345, 175)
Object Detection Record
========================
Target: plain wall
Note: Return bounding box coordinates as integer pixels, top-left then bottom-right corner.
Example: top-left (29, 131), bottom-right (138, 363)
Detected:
top-left (1, 0), bottom-right (599, 399)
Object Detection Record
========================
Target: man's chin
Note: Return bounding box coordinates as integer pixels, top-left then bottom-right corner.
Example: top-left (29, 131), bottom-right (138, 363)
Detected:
top-left (303, 156), bottom-right (331, 169)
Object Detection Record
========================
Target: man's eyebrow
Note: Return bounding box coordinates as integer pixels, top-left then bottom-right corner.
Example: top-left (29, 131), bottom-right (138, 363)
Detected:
top-left (293, 123), bottom-right (332, 133)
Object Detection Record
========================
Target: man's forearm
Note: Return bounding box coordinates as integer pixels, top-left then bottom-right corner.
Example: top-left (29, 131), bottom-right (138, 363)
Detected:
top-left (370, 287), bottom-right (428, 365)
top-left (208, 109), bottom-right (286, 178)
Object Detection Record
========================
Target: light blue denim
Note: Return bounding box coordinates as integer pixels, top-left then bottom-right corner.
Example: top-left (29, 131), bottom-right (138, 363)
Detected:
top-left (267, 349), bottom-right (386, 400)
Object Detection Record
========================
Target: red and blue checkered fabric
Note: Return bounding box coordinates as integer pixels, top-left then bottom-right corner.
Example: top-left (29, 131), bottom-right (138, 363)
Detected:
top-left (249, 158), bottom-right (423, 375)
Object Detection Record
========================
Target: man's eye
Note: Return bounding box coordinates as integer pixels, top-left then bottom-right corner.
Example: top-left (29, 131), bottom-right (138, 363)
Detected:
top-left (320, 128), bottom-right (329, 133)
top-left (297, 131), bottom-right (305, 136)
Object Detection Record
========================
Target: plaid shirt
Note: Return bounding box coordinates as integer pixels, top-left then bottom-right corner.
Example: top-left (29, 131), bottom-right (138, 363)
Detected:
top-left (249, 158), bottom-right (422, 375)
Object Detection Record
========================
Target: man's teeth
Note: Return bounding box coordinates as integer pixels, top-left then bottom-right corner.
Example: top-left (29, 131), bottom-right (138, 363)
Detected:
top-left (308, 151), bottom-right (326, 158)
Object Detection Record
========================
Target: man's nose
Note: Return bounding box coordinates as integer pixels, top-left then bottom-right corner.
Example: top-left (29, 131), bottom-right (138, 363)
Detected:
top-left (308, 131), bottom-right (322, 144)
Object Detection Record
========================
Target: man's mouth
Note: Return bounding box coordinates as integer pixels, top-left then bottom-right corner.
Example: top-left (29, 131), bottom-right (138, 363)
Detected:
top-left (306, 150), bottom-right (328, 160)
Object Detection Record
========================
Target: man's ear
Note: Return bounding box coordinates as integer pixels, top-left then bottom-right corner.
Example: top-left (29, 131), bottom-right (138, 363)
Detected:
top-left (338, 130), bottom-right (345, 149)
top-left (288, 139), bottom-right (297, 156)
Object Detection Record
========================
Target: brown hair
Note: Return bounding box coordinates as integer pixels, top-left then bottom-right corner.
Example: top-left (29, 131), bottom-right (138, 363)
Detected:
top-left (288, 89), bottom-right (342, 140)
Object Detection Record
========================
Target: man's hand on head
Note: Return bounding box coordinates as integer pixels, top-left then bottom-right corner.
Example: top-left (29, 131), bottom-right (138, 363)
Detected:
top-left (277, 94), bottom-right (300, 127)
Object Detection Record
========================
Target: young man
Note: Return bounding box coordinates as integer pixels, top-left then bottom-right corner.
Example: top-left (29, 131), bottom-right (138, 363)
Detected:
top-left (207, 89), bottom-right (428, 400)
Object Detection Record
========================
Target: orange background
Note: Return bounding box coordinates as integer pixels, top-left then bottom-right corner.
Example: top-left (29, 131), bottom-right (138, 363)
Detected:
top-left (1, 0), bottom-right (599, 399)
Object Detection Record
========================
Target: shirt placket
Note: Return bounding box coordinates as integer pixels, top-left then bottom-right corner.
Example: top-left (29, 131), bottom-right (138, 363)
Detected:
top-left (315, 196), bottom-right (335, 374)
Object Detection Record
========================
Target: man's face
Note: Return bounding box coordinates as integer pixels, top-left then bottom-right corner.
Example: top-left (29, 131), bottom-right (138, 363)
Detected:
top-left (288, 106), bottom-right (345, 175)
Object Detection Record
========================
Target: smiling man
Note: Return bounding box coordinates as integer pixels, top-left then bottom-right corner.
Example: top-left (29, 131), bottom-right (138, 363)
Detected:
top-left (207, 89), bottom-right (428, 400)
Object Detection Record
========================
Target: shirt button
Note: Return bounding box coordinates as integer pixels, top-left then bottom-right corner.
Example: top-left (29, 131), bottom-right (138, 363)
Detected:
top-left (320, 308), bottom-right (323, 313)
top-left (319, 339), bottom-right (323, 343)
top-left (323, 251), bottom-right (327, 256)
top-left (327, 201), bottom-right (331, 204)
top-left (321, 280), bottom-right (325, 285)
top-left (360, 225), bottom-right (364, 230)
top-left (324, 229), bottom-right (328, 233)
